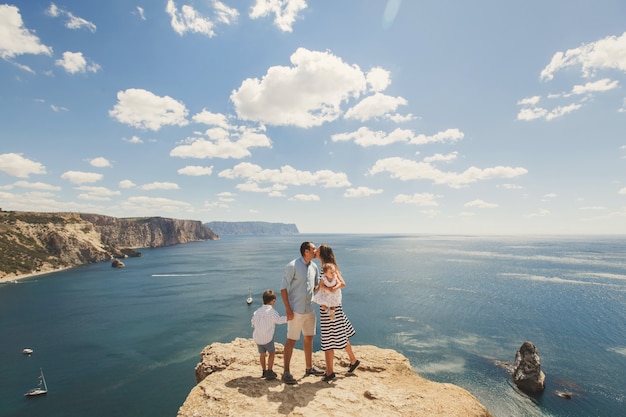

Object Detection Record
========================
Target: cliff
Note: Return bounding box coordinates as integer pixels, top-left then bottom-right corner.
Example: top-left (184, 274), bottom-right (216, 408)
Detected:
top-left (177, 338), bottom-right (493, 417)
top-left (0, 211), bottom-right (218, 279)
top-left (205, 221), bottom-right (299, 235)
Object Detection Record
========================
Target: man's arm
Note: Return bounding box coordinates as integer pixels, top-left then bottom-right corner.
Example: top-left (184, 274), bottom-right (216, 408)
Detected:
top-left (281, 288), bottom-right (293, 320)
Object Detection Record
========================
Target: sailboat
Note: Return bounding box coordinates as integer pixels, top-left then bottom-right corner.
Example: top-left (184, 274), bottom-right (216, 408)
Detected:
top-left (24, 368), bottom-right (48, 397)
top-left (246, 287), bottom-right (253, 305)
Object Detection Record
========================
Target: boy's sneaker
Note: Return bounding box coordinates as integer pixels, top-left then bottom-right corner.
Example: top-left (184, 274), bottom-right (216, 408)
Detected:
top-left (265, 370), bottom-right (277, 380)
top-left (262, 370), bottom-right (268, 378)
top-left (305, 366), bottom-right (325, 376)
top-left (281, 372), bottom-right (297, 385)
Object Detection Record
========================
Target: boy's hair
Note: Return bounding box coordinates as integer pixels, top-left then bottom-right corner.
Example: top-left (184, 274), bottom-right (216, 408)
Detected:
top-left (262, 289), bottom-right (277, 304)
top-left (322, 263), bottom-right (337, 274)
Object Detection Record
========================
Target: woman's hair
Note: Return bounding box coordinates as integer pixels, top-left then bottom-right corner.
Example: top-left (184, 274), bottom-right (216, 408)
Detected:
top-left (262, 289), bottom-right (277, 304)
top-left (318, 244), bottom-right (339, 270)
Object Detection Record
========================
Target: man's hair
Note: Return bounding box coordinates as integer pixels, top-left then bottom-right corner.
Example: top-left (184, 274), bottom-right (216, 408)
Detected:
top-left (300, 241), bottom-right (313, 256)
top-left (263, 289), bottom-right (277, 304)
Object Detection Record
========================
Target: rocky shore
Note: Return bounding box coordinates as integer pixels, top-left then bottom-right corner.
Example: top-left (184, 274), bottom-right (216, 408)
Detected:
top-left (177, 338), bottom-right (493, 417)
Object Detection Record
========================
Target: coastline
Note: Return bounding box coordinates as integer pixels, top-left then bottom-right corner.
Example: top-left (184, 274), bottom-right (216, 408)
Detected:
top-left (0, 267), bottom-right (72, 284)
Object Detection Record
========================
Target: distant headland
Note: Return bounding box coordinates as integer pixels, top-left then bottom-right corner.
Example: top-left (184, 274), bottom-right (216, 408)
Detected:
top-left (205, 221), bottom-right (299, 235)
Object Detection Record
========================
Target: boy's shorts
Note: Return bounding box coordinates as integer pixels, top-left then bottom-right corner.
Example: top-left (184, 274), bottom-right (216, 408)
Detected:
top-left (257, 340), bottom-right (276, 354)
top-left (286, 311), bottom-right (316, 340)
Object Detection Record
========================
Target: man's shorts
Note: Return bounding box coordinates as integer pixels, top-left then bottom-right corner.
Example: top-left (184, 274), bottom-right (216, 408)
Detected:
top-left (287, 311), bottom-right (316, 340)
top-left (257, 340), bottom-right (276, 354)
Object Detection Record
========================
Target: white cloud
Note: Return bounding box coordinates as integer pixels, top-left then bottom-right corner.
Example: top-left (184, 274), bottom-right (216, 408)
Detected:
top-left (0, 153), bottom-right (46, 178)
top-left (291, 193), bottom-right (319, 202)
top-left (525, 208), bottom-right (551, 218)
top-left (249, 0), bottom-right (307, 32)
top-left (178, 165), bottom-right (214, 176)
top-left (89, 157), bottom-right (111, 168)
top-left (500, 183), bottom-right (524, 190)
top-left (192, 109), bottom-right (231, 128)
top-left (518, 96), bottom-right (541, 106)
top-left (170, 125), bottom-right (272, 159)
top-left (46, 3), bottom-right (96, 32)
top-left (231, 48), bottom-right (368, 128)
top-left (540, 31), bottom-right (626, 81)
top-left (517, 103), bottom-right (583, 121)
top-left (61, 171), bottom-right (103, 184)
top-left (140, 182), bottom-right (180, 190)
top-left (51, 104), bottom-right (68, 112)
top-left (618, 187), bottom-right (626, 195)
top-left (366, 67), bottom-right (391, 92)
top-left (109, 88), bottom-right (189, 131)
top-left (119, 180), bottom-right (136, 188)
top-left (394, 193), bottom-right (442, 207)
top-left (136, 7), bottom-right (146, 20)
top-left (66, 12), bottom-right (96, 32)
top-left (55, 51), bottom-right (100, 74)
top-left (122, 196), bottom-right (192, 213)
top-left (165, 0), bottom-right (238, 37)
top-left (410, 128), bottom-right (464, 145)
top-left (124, 135), bottom-right (144, 144)
top-left (75, 186), bottom-right (120, 200)
top-left (465, 199), bottom-right (499, 209)
top-left (572, 78), bottom-right (619, 95)
top-left (0, 5), bottom-right (53, 60)
top-left (344, 186), bottom-right (383, 198)
top-left (344, 92), bottom-right (409, 122)
top-left (13, 181), bottom-right (61, 191)
top-left (332, 126), bottom-right (413, 147)
top-left (219, 162), bottom-right (350, 189)
top-left (369, 156), bottom-right (527, 189)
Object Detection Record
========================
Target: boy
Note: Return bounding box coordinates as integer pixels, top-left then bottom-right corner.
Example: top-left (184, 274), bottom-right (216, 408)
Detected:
top-left (251, 289), bottom-right (287, 380)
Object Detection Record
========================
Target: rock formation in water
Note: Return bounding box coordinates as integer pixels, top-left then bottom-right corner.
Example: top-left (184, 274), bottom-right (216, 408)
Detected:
top-left (177, 338), bottom-right (493, 417)
top-left (512, 341), bottom-right (545, 393)
top-left (205, 221), bottom-right (299, 235)
top-left (0, 210), bottom-right (218, 278)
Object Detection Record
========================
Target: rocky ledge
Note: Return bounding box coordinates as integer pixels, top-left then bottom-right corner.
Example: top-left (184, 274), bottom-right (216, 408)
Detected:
top-left (177, 338), bottom-right (493, 417)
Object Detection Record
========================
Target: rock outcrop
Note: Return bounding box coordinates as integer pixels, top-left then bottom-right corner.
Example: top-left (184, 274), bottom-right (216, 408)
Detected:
top-left (0, 210), bottom-right (218, 279)
top-left (512, 341), bottom-right (545, 393)
top-left (205, 221), bottom-right (299, 235)
top-left (177, 338), bottom-right (493, 417)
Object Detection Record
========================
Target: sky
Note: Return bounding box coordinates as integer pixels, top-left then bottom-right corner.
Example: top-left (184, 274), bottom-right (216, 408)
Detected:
top-left (1, 0), bottom-right (626, 235)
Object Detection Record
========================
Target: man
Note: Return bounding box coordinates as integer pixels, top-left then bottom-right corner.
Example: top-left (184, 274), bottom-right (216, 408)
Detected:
top-left (280, 241), bottom-right (325, 384)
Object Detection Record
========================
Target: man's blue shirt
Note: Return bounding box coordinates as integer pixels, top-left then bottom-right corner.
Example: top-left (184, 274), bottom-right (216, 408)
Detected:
top-left (280, 256), bottom-right (319, 314)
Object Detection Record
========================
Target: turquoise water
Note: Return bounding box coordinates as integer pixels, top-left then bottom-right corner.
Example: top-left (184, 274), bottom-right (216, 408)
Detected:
top-left (1, 235), bottom-right (625, 417)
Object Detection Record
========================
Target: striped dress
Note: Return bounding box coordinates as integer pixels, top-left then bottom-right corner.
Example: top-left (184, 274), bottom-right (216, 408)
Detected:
top-left (319, 305), bottom-right (356, 351)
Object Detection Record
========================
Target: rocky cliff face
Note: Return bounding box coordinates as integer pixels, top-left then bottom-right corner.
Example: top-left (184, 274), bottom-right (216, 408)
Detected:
top-left (0, 211), bottom-right (218, 278)
top-left (81, 213), bottom-right (217, 248)
top-left (177, 338), bottom-right (493, 417)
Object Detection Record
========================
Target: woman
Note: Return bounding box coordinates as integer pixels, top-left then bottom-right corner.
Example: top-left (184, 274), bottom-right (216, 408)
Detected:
top-left (315, 244), bottom-right (360, 382)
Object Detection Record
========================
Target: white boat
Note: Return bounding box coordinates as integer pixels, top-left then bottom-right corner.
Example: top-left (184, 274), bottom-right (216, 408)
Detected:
top-left (22, 348), bottom-right (33, 355)
top-left (246, 288), bottom-right (253, 305)
top-left (24, 368), bottom-right (48, 397)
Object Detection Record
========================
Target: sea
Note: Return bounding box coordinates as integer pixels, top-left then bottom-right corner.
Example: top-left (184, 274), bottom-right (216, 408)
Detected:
top-left (1, 234), bottom-right (625, 417)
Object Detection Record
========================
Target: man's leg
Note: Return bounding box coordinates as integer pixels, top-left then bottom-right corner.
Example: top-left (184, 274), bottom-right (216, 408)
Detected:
top-left (303, 335), bottom-right (313, 369)
top-left (283, 338), bottom-right (296, 373)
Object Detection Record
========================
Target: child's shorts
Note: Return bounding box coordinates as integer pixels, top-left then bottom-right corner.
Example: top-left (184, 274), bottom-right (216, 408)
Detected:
top-left (257, 340), bottom-right (276, 354)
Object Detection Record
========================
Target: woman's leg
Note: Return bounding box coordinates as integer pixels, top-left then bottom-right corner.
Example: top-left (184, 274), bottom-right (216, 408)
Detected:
top-left (344, 341), bottom-right (357, 364)
top-left (324, 349), bottom-right (334, 375)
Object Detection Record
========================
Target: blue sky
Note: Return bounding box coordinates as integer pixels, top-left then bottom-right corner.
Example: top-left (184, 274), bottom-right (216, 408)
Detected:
top-left (1, 0), bottom-right (626, 234)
